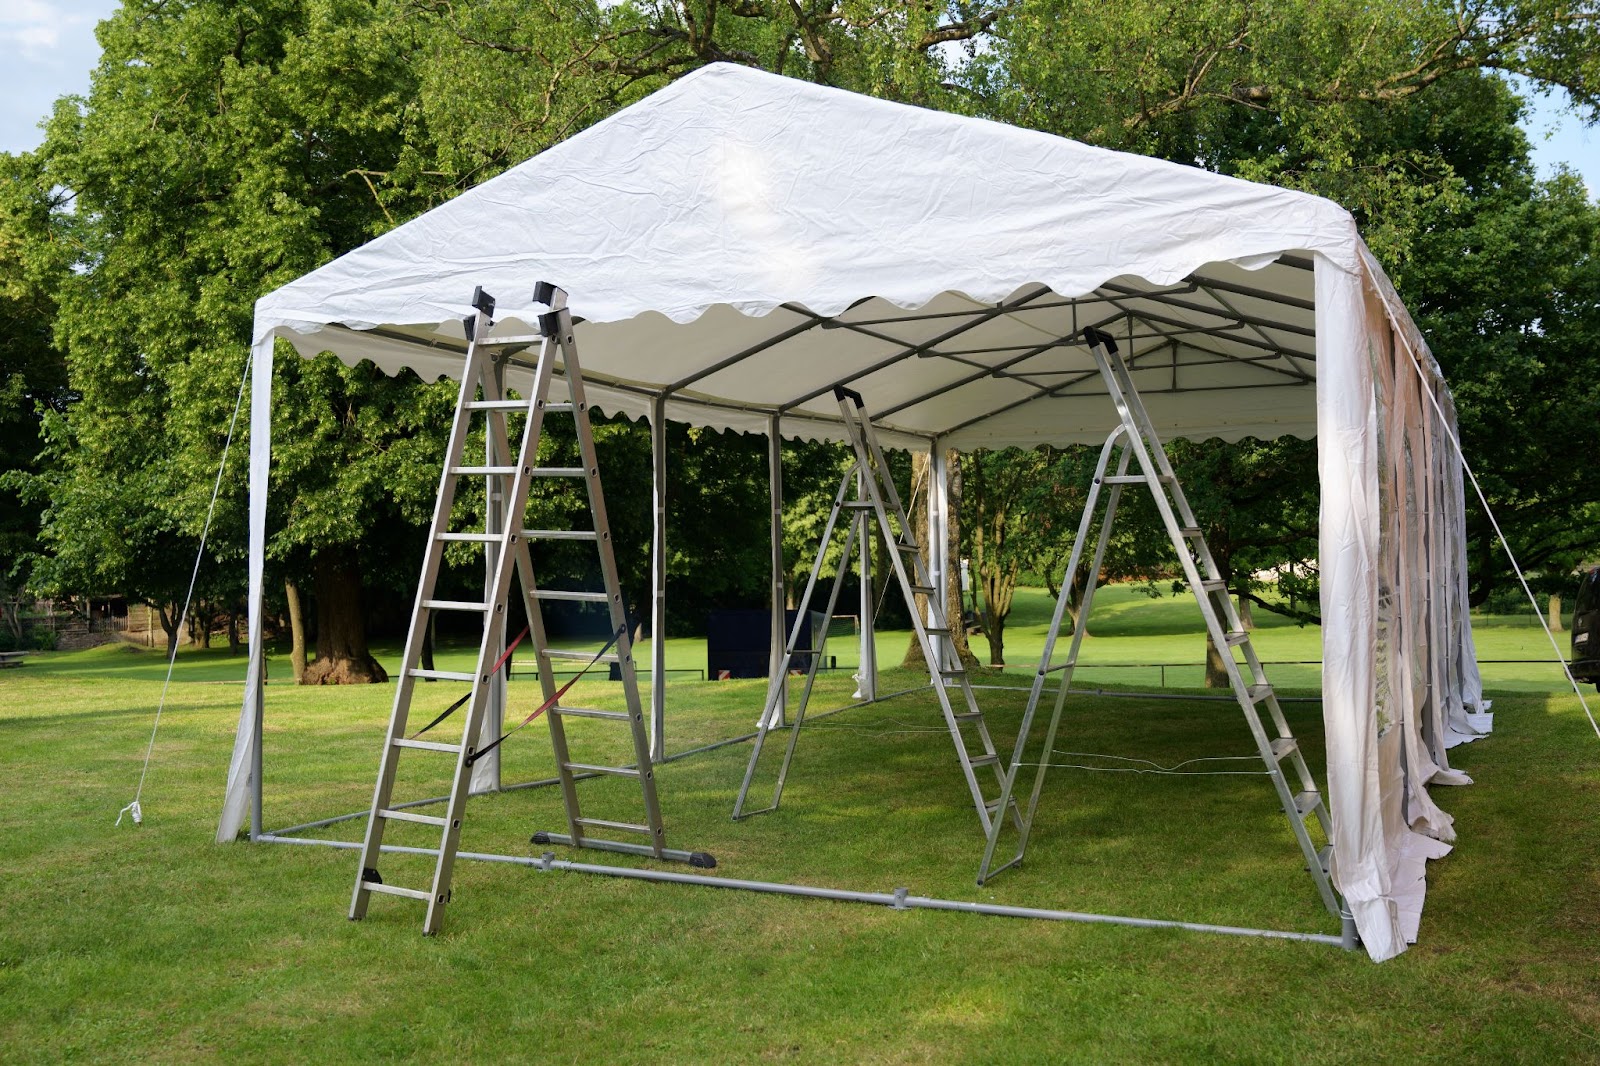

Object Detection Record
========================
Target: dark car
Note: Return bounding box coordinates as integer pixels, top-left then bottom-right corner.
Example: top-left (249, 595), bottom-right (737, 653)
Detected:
top-left (1572, 567), bottom-right (1600, 690)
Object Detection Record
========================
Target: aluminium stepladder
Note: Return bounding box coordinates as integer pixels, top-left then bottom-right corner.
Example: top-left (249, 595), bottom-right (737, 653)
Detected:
top-left (733, 386), bottom-right (1020, 838)
top-left (975, 326), bottom-right (1343, 921)
top-left (351, 283), bottom-right (711, 936)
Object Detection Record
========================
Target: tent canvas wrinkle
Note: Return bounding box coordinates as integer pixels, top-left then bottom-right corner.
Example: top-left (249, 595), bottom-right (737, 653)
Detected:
top-left (221, 62), bottom-right (1487, 963)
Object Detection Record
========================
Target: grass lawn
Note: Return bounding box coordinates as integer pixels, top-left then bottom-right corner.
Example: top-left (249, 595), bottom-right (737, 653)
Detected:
top-left (1, 588), bottom-right (1597, 1061)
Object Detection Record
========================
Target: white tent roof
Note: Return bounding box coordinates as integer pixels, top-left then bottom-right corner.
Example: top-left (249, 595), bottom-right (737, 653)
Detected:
top-left (256, 62), bottom-right (1356, 448)
top-left (228, 63), bottom-right (1486, 963)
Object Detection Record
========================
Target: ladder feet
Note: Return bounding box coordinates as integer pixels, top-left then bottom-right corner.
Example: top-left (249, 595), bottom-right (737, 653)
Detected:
top-left (689, 851), bottom-right (718, 869)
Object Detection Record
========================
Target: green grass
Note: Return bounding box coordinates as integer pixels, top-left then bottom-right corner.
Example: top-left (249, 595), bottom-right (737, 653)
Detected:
top-left (2, 589), bottom-right (1597, 1061)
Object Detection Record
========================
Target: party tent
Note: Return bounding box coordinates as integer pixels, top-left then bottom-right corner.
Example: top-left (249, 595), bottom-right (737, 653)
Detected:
top-left (218, 62), bottom-right (1492, 961)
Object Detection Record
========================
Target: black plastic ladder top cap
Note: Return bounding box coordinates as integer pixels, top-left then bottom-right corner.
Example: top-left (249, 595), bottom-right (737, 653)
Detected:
top-left (471, 285), bottom-right (496, 317)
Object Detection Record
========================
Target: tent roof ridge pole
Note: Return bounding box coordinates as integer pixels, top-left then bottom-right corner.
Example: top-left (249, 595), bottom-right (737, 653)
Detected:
top-left (1102, 281), bottom-right (1317, 340)
top-left (1091, 292), bottom-right (1314, 376)
top-left (1195, 282), bottom-right (1316, 380)
top-left (931, 310), bottom-right (1150, 440)
top-left (1190, 272), bottom-right (1316, 312)
top-left (773, 284), bottom-right (1058, 415)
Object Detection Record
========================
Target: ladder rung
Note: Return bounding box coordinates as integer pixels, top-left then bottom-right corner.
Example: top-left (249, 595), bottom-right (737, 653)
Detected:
top-left (938, 668), bottom-right (966, 679)
top-left (895, 541), bottom-right (921, 553)
top-left (952, 711), bottom-right (984, 722)
top-left (909, 585), bottom-right (936, 595)
top-left (1100, 474), bottom-right (1148, 485)
top-left (453, 465), bottom-right (519, 476)
top-left (1043, 660), bottom-right (1077, 673)
top-left (362, 881), bottom-right (432, 902)
top-left (550, 705), bottom-right (630, 721)
top-left (564, 762), bottom-right (640, 778)
top-left (1269, 737), bottom-right (1298, 761)
top-left (543, 402), bottom-right (575, 413)
top-left (543, 649), bottom-right (621, 664)
top-left (380, 808), bottom-right (449, 827)
top-left (841, 501), bottom-right (877, 511)
top-left (1292, 790), bottom-right (1322, 817)
top-left (1317, 844), bottom-right (1333, 873)
top-left (422, 599), bottom-right (490, 612)
top-left (464, 399), bottom-right (526, 411)
top-left (523, 529), bottom-right (599, 541)
top-left (437, 531), bottom-right (498, 543)
top-left (1248, 684), bottom-right (1273, 704)
top-left (532, 590), bottom-right (610, 603)
top-left (1179, 527), bottom-right (1202, 538)
top-left (392, 738), bottom-right (460, 753)
top-left (574, 817), bottom-right (652, 835)
top-left (531, 466), bottom-right (586, 477)
top-left (479, 333), bottom-right (545, 346)
top-left (1200, 579), bottom-right (1227, 593)
top-left (410, 668), bottom-right (477, 682)
top-left (967, 754), bottom-right (1000, 769)
top-left (923, 625), bottom-right (951, 636)
top-left (1223, 631), bottom-right (1250, 647)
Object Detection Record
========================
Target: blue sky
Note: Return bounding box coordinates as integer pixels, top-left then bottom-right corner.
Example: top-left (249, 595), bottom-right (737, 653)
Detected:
top-left (4, 1), bottom-right (1597, 194)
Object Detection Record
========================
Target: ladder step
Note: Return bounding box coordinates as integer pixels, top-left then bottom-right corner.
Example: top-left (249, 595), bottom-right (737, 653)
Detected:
top-left (532, 589), bottom-right (610, 603)
top-left (437, 531), bottom-right (498, 543)
top-left (841, 501), bottom-right (877, 511)
top-left (938, 668), bottom-right (966, 679)
top-left (453, 465), bottom-right (520, 476)
top-left (1248, 684), bottom-right (1274, 704)
top-left (543, 649), bottom-right (621, 664)
top-left (909, 584), bottom-right (936, 596)
top-left (967, 754), bottom-right (1000, 769)
top-left (531, 466), bottom-right (586, 477)
top-left (564, 762), bottom-right (640, 778)
top-left (574, 817), bottom-right (653, 835)
top-left (463, 399), bottom-right (526, 411)
top-left (550, 705), bottom-right (630, 721)
top-left (523, 529), bottom-right (599, 541)
top-left (923, 625), bottom-right (951, 636)
top-left (1292, 790), bottom-right (1323, 817)
top-left (1102, 473), bottom-right (1173, 485)
top-left (422, 599), bottom-right (490, 612)
top-left (362, 881), bottom-right (432, 902)
top-left (392, 738), bottom-right (460, 753)
top-left (952, 711), bottom-right (984, 722)
top-left (1317, 844), bottom-right (1333, 874)
top-left (543, 402), bottom-right (575, 413)
top-left (379, 808), bottom-right (449, 827)
top-left (895, 541), bottom-right (920, 553)
top-left (1269, 737), bottom-right (1298, 761)
top-left (410, 668), bottom-right (477, 682)
top-left (1178, 527), bottom-right (1202, 538)
top-left (1200, 579), bottom-right (1227, 593)
top-left (1224, 631), bottom-right (1250, 647)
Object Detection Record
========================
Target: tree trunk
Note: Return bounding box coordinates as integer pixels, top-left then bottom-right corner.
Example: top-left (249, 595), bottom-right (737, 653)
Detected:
top-left (1237, 589), bottom-right (1255, 631)
top-left (1205, 638), bottom-right (1230, 688)
top-left (301, 551), bottom-right (387, 685)
top-left (227, 605), bottom-right (241, 656)
top-left (156, 602), bottom-right (180, 661)
top-left (1550, 593), bottom-right (1564, 633)
top-left (285, 579), bottom-right (307, 682)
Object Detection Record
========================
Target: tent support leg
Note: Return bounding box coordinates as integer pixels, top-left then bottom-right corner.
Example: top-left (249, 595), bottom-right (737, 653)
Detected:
top-left (768, 414), bottom-right (787, 726)
top-left (650, 394), bottom-right (668, 763)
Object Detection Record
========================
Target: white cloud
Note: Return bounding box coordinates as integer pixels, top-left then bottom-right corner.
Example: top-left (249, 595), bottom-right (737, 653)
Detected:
top-left (0, 0), bottom-right (94, 60)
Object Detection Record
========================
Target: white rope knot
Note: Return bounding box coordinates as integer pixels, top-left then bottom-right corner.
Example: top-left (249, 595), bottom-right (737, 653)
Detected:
top-left (116, 800), bottom-right (142, 827)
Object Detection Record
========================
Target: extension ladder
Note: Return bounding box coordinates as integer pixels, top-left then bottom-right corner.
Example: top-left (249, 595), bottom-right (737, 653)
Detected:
top-left (975, 326), bottom-right (1341, 918)
top-left (351, 283), bottom-right (710, 936)
top-left (733, 387), bottom-right (1019, 838)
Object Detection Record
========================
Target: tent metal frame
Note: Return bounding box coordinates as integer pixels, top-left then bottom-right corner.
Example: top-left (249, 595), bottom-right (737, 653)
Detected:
top-left (236, 267), bottom-right (1364, 949)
